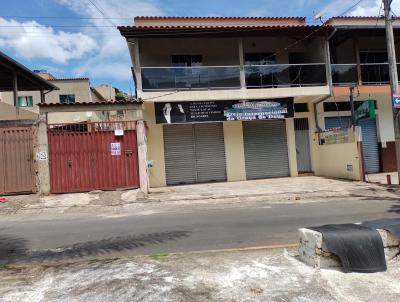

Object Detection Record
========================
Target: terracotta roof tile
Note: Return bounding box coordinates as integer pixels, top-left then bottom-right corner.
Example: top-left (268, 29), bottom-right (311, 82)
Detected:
top-left (135, 16), bottom-right (306, 21)
top-left (49, 78), bottom-right (89, 81)
top-left (38, 99), bottom-right (142, 107)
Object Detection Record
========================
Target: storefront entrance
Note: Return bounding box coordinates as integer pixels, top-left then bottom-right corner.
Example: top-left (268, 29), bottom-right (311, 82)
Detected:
top-left (243, 120), bottom-right (290, 180)
top-left (163, 123), bottom-right (227, 185)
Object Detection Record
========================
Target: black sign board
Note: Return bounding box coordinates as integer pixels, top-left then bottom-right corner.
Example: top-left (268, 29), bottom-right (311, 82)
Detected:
top-left (155, 98), bottom-right (294, 124)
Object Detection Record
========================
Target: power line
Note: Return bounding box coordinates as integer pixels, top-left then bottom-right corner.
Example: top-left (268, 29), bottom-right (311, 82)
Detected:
top-left (86, 0), bottom-right (117, 28)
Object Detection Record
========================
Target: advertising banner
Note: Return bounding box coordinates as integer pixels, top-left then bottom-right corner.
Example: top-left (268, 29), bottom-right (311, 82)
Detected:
top-left (155, 98), bottom-right (294, 124)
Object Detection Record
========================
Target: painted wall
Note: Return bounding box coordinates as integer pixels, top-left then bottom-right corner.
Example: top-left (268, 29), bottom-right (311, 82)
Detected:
top-left (144, 102), bottom-right (166, 187)
top-left (144, 101), bottom-right (302, 188)
top-left (0, 102), bottom-right (38, 120)
top-left (313, 127), bottom-right (363, 181)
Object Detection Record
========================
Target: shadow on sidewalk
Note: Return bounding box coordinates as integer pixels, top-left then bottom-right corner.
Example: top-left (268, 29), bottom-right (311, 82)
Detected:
top-left (0, 230), bottom-right (190, 264)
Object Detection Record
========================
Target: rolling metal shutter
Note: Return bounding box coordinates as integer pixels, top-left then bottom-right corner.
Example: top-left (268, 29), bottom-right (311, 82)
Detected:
top-left (163, 124), bottom-right (197, 185)
top-left (324, 116), bottom-right (352, 129)
top-left (325, 116), bottom-right (380, 174)
top-left (194, 123), bottom-right (227, 183)
top-left (243, 120), bottom-right (290, 180)
top-left (358, 118), bottom-right (380, 174)
top-left (163, 123), bottom-right (227, 185)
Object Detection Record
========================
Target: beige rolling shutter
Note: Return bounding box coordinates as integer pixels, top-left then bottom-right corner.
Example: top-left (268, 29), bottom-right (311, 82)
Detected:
top-left (243, 120), bottom-right (290, 179)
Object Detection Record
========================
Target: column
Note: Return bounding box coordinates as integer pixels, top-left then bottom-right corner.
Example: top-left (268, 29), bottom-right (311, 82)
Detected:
top-left (136, 120), bottom-right (149, 194)
top-left (36, 113), bottom-right (51, 195)
top-left (238, 38), bottom-right (246, 89)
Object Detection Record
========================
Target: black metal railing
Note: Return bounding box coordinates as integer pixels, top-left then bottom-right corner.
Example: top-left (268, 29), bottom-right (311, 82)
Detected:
top-left (244, 63), bottom-right (327, 88)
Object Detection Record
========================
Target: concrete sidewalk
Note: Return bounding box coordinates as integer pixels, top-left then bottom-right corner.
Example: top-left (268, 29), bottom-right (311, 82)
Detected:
top-left (148, 176), bottom-right (399, 204)
top-left (1, 248), bottom-right (400, 301)
top-left (1, 176), bottom-right (398, 216)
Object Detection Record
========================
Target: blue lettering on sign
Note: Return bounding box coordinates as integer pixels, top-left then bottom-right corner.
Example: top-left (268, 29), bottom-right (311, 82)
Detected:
top-left (393, 95), bottom-right (400, 108)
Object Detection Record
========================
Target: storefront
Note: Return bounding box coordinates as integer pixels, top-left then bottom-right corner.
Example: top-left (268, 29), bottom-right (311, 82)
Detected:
top-left (146, 98), bottom-right (296, 186)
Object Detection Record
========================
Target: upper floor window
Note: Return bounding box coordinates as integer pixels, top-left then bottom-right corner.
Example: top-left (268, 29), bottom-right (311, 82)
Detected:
top-left (172, 55), bottom-right (202, 67)
top-left (59, 94), bottom-right (76, 104)
top-left (245, 53), bottom-right (276, 65)
top-left (17, 96), bottom-right (33, 107)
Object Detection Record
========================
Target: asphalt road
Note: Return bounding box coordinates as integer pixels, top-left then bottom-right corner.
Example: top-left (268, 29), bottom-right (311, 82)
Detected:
top-left (1, 197), bottom-right (399, 264)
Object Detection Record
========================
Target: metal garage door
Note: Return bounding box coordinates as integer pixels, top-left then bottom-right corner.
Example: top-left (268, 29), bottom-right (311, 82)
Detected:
top-left (325, 116), bottom-right (380, 174)
top-left (243, 120), bottom-right (290, 180)
top-left (163, 123), bottom-right (227, 185)
top-left (358, 118), bottom-right (380, 174)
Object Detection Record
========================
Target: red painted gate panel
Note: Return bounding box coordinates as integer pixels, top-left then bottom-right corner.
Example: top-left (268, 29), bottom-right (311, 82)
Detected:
top-left (48, 122), bottom-right (139, 193)
top-left (0, 126), bottom-right (35, 195)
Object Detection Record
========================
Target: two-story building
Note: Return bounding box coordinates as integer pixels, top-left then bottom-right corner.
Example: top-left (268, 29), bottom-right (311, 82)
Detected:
top-left (322, 16), bottom-right (400, 174)
top-left (119, 16), bottom-right (333, 187)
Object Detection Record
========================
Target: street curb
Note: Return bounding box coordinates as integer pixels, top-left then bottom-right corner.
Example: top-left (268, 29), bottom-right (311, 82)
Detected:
top-left (1, 243), bottom-right (299, 269)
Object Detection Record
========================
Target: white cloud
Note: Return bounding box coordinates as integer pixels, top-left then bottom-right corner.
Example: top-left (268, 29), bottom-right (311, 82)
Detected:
top-left (56, 0), bottom-right (164, 82)
top-left (0, 18), bottom-right (97, 64)
top-left (319, 0), bottom-right (400, 18)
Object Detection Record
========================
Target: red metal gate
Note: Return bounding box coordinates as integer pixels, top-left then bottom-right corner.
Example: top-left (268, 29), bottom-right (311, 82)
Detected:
top-left (0, 126), bottom-right (36, 195)
top-left (48, 121), bottom-right (139, 193)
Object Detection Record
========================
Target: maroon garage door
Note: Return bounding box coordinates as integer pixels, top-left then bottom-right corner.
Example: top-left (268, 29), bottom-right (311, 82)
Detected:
top-left (0, 126), bottom-right (36, 195)
top-left (48, 121), bottom-right (139, 193)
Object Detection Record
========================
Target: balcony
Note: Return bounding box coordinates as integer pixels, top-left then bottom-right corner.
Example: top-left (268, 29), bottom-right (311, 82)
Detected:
top-left (140, 64), bottom-right (327, 91)
top-left (332, 63), bottom-right (400, 85)
top-left (141, 66), bottom-right (241, 91)
top-left (245, 64), bottom-right (327, 88)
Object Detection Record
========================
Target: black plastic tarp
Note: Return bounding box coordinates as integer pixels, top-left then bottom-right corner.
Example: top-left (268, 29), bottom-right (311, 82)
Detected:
top-left (310, 224), bottom-right (387, 273)
top-left (362, 218), bottom-right (400, 240)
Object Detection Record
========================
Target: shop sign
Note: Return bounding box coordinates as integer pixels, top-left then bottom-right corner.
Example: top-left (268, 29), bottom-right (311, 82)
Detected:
top-left (155, 98), bottom-right (294, 124)
top-left (354, 100), bottom-right (376, 121)
top-left (393, 95), bottom-right (400, 109)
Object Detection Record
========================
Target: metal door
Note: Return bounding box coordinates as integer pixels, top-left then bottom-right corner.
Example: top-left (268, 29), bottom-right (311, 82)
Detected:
top-left (0, 126), bottom-right (35, 195)
top-left (295, 118), bottom-right (312, 173)
top-left (163, 123), bottom-right (227, 185)
top-left (48, 121), bottom-right (139, 193)
top-left (358, 118), bottom-right (380, 174)
top-left (243, 120), bottom-right (290, 180)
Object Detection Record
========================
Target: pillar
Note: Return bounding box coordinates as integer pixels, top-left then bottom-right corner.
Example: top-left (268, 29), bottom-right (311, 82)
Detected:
top-left (36, 113), bottom-right (51, 195)
top-left (136, 120), bottom-right (149, 194)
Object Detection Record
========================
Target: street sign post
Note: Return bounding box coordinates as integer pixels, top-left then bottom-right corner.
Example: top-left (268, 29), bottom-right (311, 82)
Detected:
top-left (393, 95), bottom-right (400, 109)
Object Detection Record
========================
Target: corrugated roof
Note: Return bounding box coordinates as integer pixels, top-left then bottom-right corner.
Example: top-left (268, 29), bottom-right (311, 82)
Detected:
top-left (38, 99), bottom-right (142, 107)
top-left (135, 16), bottom-right (306, 21)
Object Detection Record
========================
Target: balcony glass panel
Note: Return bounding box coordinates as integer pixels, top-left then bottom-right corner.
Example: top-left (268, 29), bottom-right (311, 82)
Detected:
top-left (331, 64), bottom-right (358, 85)
top-left (244, 64), bottom-right (326, 88)
top-left (360, 63), bottom-right (389, 84)
top-left (141, 66), bottom-right (241, 91)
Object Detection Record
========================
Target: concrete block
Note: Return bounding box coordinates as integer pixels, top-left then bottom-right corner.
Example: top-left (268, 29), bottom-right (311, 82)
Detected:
top-left (298, 244), bottom-right (341, 268)
top-left (298, 227), bottom-right (400, 269)
top-left (298, 228), bottom-right (328, 251)
top-left (377, 229), bottom-right (400, 247)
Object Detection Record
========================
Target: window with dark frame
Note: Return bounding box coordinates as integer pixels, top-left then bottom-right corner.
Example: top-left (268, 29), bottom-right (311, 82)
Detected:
top-left (59, 94), bottom-right (76, 104)
top-left (323, 101), bottom-right (377, 112)
top-left (17, 96), bottom-right (33, 107)
top-left (244, 53), bottom-right (276, 65)
top-left (171, 55), bottom-right (203, 67)
top-left (294, 103), bottom-right (309, 113)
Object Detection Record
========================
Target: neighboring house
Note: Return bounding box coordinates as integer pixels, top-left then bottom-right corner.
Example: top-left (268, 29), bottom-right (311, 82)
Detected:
top-left (118, 15), bottom-right (400, 189)
top-left (119, 16), bottom-right (331, 188)
top-left (1, 73), bottom-right (108, 124)
top-left (321, 16), bottom-right (400, 174)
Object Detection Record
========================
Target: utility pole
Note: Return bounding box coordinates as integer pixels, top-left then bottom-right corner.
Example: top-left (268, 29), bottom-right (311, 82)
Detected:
top-left (349, 86), bottom-right (356, 126)
top-left (383, 0), bottom-right (400, 183)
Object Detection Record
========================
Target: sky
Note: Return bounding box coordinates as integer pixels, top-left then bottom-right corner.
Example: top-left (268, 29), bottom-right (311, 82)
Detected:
top-left (1, 0), bottom-right (399, 93)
